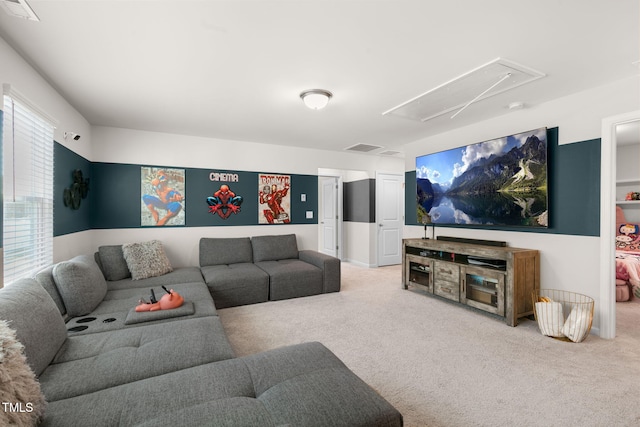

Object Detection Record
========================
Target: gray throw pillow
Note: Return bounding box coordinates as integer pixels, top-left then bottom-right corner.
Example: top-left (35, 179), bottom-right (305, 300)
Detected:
top-left (98, 245), bottom-right (131, 281)
top-left (52, 254), bottom-right (108, 317)
top-left (122, 240), bottom-right (173, 280)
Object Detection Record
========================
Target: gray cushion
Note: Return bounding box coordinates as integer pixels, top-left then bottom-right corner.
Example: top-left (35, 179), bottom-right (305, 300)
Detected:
top-left (251, 234), bottom-right (299, 262)
top-left (34, 265), bottom-right (66, 316)
top-left (135, 398), bottom-right (276, 427)
top-left (0, 278), bottom-right (67, 376)
top-left (97, 245), bottom-right (130, 281)
top-left (299, 249), bottom-right (342, 293)
top-left (201, 263), bottom-right (269, 308)
top-left (105, 267), bottom-right (204, 291)
top-left (42, 358), bottom-right (257, 426)
top-left (122, 240), bottom-right (173, 280)
top-left (124, 302), bottom-right (195, 325)
top-left (62, 282), bottom-right (217, 335)
top-left (256, 259), bottom-right (323, 301)
top-left (40, 316), bottom-right (235, 401)
top-left (199, 237), bottom-right (253, 266)
top-left (244, 342), bottom-right (403, 427)
top-left (52, 255), bottom-right (107, 317)
top-left (201, 263), bottom-right (269, 291)
top-left (41, 343), bottom-right (402, 427)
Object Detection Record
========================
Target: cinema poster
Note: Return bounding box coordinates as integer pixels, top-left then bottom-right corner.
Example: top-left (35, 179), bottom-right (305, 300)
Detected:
top-left (141, 167), bottom-right (185, 226)
top-left (258, 174), bottom-right (291, 224)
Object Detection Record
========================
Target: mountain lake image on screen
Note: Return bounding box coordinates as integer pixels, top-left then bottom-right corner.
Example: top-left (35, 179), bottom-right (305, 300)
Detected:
top-left (416, 127), bottom-right (548, 228)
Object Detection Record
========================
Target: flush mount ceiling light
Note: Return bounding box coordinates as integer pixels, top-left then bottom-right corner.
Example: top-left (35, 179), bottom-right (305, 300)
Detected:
top-left (300, 89), bottom-right (332, 110)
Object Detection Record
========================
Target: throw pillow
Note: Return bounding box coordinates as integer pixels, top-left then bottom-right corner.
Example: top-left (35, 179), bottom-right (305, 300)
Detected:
top-left (122, 240), bottom-right (173, 280)
top-left (0, 320), bottom-right (46, 426)
top-left (534, 301), bottom-right (564, 338)
top-left (52, 255), bottom-right (108, 317)
top-left (98, 245), bottom-right (131, 281)
top-left (562, 304), bottom-right (592, 342)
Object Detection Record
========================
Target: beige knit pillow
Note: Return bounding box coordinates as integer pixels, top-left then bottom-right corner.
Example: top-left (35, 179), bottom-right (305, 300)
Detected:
top-left (0, 320), bottom-right (46, 426)
top-left (122, 240), bottom-right (173, 280)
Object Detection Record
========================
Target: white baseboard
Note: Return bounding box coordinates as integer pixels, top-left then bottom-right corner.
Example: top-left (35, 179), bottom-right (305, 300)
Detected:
top-left (345, 259), bottom-right (376, 268)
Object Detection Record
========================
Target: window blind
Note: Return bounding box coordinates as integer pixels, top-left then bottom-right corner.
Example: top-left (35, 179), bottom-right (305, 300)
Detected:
top-left (2, 86), bottom-right (55, 286)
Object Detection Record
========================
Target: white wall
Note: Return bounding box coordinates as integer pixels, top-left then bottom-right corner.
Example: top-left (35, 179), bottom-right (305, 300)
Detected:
top-left (0, 37), bottom-right (92, 159)
top-left (0, 37), bottom-right (94, 264)
top-left (403, 75), bottom-right (640, 335)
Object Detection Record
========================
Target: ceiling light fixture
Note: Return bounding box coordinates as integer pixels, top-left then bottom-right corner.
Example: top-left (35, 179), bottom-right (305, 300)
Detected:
top-left (300, 89), bottom-right (332, 110)
top-left (508, 101), bottom-right (524, 110)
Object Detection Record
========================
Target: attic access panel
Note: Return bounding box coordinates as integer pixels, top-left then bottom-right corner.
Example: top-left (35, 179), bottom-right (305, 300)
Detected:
top-left (382, 58), bottom-right (545, 122)
top-left (0, 0), bottom-right (39, 21)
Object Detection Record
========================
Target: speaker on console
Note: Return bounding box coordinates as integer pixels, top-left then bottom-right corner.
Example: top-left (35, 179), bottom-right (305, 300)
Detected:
top-left (436, 236), bottom-right (507, 247)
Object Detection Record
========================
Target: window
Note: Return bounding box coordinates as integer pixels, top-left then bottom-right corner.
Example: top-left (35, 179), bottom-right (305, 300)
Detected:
top-left (2, 85), bottom-right (55, 286)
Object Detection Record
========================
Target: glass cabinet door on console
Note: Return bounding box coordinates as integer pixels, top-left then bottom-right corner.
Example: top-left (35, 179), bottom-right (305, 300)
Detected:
top-left (460, 266), bottom-right (505, 317)
top-left (404, 254), bottom-right (433, 292)
top-left (402, 238), bottom-right (539, 326)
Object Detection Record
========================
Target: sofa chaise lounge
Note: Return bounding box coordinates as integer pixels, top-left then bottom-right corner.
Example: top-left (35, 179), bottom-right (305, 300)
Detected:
top-left (0, 236), bottom-right (402, 426)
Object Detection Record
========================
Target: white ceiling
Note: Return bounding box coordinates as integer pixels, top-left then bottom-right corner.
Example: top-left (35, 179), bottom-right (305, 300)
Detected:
top-left (0, 0), bottom-right (638, 154)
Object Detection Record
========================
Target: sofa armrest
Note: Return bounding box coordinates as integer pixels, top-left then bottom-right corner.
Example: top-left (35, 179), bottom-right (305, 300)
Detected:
top-left (298, 250), bottom-right (340, 293)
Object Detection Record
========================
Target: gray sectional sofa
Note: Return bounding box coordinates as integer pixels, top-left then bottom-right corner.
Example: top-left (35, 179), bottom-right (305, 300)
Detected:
top-left (199, 234), bottom-right (341, 308)
top-left (0, 234), bottom-right (402, 426)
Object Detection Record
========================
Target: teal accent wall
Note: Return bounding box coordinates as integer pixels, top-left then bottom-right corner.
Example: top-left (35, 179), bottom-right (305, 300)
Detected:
top-left (54, 142), bottom-right (92, 236)
top-left (344, 179), bottom-right (375, 223)
top-left (89, 162), bottom-right (318, 229)
top-left (405, 128), bottom-right (601, 236)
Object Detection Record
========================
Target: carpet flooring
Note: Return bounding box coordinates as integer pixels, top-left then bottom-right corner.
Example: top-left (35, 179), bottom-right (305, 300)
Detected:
top-left (218, 262), bottom-right (640, 427)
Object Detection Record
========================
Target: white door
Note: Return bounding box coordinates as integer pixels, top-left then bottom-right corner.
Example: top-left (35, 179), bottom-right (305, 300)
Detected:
top-left (320, 177), bottom-right (338, 257)
top-left (376, 172), bottom-right (403, 266)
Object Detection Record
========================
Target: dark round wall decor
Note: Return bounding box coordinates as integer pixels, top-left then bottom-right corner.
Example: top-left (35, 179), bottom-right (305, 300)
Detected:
top-left (63, 169), bottom-right (90, 210)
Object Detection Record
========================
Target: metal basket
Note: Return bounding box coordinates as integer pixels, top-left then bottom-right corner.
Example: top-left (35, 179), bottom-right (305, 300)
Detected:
top-left (531, 289), bottom-right (594, 343)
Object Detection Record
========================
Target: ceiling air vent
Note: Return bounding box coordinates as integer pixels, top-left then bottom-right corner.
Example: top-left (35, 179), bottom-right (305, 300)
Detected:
top-left (0, 0), bottom-right (39, 21)
top-left (344, 143), bottom-right (383, 153)
top-left (379, 150), bottom-right (402, 156)
top-left (382, 58), bottom-right (545, 123)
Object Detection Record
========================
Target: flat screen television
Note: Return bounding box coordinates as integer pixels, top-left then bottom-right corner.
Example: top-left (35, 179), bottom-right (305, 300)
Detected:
top-left (416, 127), bottom-right (548, 228)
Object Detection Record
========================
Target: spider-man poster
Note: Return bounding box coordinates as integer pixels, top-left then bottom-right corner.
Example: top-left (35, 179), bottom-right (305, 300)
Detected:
top-left (206, 184), bottom-right (243, 219)
top-left (141, 167), bottom-right (185, 226)
top-left (258, 174), bottom-right (291, 224)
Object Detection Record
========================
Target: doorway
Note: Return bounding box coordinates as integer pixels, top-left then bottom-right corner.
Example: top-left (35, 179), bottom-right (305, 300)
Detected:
top-left (319, 176), bottom-right (341, 259)
top-left (614, 120), bottom-right (640, 326)
top-left (600, 110), bottom-right (640, 339)
top-left (376, 172), bottom-right (403, 266)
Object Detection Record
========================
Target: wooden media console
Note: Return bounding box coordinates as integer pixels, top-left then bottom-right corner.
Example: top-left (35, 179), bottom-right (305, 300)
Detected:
top-left (402, 238), bottom-right (540, 326)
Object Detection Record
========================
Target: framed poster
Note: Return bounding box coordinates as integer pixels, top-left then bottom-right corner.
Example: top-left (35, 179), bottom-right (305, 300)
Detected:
top-left (141, 167), bottom-right (185, 226)
top-left (258, 174), bottom-right (290, 224)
